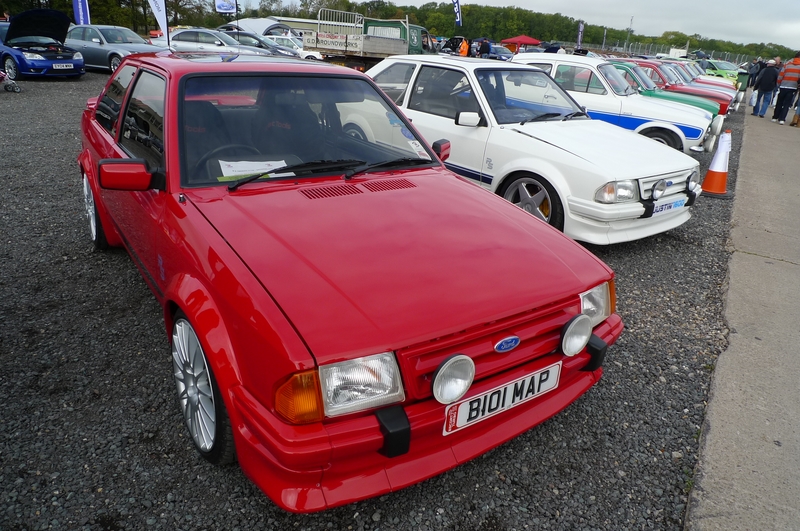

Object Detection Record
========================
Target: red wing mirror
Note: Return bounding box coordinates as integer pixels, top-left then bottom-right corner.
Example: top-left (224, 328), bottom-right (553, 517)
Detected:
top-left (98, 159), bottom-right (155, 191)
top-left (431, 139), bottom-right (451, 162)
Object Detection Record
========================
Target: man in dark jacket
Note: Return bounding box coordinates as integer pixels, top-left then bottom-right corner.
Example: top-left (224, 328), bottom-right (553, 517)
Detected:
top-left (479, 39), bottom-right (491, 59)
top-left (752, 59), bottom-right (780, 117)
top-left (748, 58), bottom-right (761, 87)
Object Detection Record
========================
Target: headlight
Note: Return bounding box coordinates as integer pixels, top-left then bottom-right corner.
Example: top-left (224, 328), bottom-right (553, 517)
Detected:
top-left (432, 355), bottom-right (475, 404)
top-left (687, 168), bottom-right (702, 193)
top-left (594, 180), bottom-right (639, 203)
top-left (73, 52), bottom-right (83, 60)
top-left (561, 314), bottom-right (592, 356)
top-left (23, 52), bottom-right (45, 60)
top-left (580, 281), bottom-right (615, 326)
top-left (319, 352), bottom-right (405, 417)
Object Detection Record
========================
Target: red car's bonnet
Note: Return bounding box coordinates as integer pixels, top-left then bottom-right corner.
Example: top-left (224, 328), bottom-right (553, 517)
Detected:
top-left (189, 168), bottom-right (612, 364)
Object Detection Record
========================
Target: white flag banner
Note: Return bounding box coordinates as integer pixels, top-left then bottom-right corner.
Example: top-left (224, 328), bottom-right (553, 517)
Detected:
top-left (147, 0), bottom-right (169, 40)
top-left (215, 0), bottom-right (236, 14)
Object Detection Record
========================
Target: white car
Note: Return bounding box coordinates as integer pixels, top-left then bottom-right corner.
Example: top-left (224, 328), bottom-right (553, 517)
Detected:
top-left (363, 55), bottom-right (702, 245)
top-left (511, 53), bottom-right (721, 154)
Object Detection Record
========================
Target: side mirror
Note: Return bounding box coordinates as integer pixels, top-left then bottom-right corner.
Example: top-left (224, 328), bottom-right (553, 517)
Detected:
top-left (215, 40), bottom-right (223, 46)
top-left (92, 38), bottom-right (101, 44)
top-left (98, 159), bottom-right (161, 191)
top-left (455, 112), bottom-right (481, 127)
top-left (431, 139), bottom-right (450, 162)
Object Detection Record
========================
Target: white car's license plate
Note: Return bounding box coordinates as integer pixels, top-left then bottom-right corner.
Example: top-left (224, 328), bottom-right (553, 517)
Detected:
top-left (652, 198), bottom-right (686, 216)
top-left (443, 361), bottom-right (562, 435)
top-left (52, 63), bottom-right (73, 70)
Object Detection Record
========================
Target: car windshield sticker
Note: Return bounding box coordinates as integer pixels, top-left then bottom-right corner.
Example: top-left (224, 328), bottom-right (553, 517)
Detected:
top-left (401, 127), bottom-right (415, 140)
top-left (386, 111), bottom-right (403, 126)
top-left (216, 160), bottom-right (293, 181)
top-left (407, 141), bottom-right (431, 160)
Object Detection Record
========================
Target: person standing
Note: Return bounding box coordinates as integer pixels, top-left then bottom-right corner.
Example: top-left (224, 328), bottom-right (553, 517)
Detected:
top-left (752, 59), bottom-right (779, 118)
top-left (458, 38), bottom-right (468, 57)
top-left (771, 51), bottom-right (800, 124)
top-left (479, 38), bottom-right (491, 59)
top-left (697, 52), bottom-right (710, 73)
top-left (748, 58), bottom-right (761, 88)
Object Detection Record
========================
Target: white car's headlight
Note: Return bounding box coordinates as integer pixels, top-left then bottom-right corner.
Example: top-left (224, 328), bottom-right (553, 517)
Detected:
top-left (319, 352), bottom-right (405, 417)
top-left (580, 281), bottom-right (615, 326)
top-left (73, 52), bottom-right (83, 60)
top-left (594, 180), bottom-right (639, 203)
top-left (687, 168), bottom-right (702, 193)
top-left (23, 52), bottom-right (46, 60)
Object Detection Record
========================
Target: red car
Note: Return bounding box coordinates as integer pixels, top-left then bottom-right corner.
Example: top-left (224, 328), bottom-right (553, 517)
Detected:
top-left (624, 58), bottom-right (736, 115)
top-left (661, 59), bottom-right (744, 107)
top-left (79, 52), bottom-right (623, 512)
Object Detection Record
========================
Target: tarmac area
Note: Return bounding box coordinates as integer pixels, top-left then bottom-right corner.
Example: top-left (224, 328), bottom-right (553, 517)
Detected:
top-left (1, 71), bottom-right (789, 531)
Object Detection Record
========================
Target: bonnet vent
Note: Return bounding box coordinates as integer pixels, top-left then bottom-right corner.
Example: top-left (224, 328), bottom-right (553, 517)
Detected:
top-left (300, 185), bottom-right (363, 199)
top-left (360, 179), bottom-right (417, 192)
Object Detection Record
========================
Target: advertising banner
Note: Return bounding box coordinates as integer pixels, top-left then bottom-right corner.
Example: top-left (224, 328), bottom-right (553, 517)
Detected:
top-left (72, 0), bottom-right (90, 25)
top-left (147, 0), bottom-right (169, 39)
top-left (215, 0), bottom-right (237, 14)
top-left (452, 0), bottom-right (462, 27)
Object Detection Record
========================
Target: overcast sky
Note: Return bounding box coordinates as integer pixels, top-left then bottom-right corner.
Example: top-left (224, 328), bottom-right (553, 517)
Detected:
top-left (443, 0), bottom-right (800, 51)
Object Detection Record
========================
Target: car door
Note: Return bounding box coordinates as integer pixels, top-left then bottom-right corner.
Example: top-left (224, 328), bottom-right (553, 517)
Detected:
top-left (102, 69), bottom-right (169, 293)
top-left (402, 65), bottom-right (491, 186)
top-left (68, 26), bottom-right (103, 68)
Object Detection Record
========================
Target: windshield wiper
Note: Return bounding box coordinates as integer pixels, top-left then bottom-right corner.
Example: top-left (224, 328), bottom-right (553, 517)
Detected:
top-left (344, 157), bottom-right (434, 179)
top-left (227, 159), bottom-right (366, 190)
top-left (561, 111), bottom-right (588, 121)
top-left (520, 112), bottom-right (562, 124)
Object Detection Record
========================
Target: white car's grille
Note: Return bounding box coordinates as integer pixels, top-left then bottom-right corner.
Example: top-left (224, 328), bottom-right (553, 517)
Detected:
top-left (638, 169), bottom-right (693, 200)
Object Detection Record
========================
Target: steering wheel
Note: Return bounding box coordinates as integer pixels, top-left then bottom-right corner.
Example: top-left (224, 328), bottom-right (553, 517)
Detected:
top-left (193, 144), bottom-right (262, 175)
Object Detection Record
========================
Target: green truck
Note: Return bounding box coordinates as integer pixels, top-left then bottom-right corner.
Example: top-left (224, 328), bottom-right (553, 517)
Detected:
top-left (301, 8), bottom-right (437, 70)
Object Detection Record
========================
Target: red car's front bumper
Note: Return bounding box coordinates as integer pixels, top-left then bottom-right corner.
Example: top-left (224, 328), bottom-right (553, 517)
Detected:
top-left (229, 315), bottom-right (623, 512)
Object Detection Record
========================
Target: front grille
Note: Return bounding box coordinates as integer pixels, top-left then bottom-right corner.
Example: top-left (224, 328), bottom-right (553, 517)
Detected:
top-left (638, 169), bottom-right (693, 200)
top-left (396, 296), bottom-right (581, 401)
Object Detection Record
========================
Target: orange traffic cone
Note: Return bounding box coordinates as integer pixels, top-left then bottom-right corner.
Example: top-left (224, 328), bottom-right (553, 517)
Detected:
top-left (701, 130), bottom-right (733, 199)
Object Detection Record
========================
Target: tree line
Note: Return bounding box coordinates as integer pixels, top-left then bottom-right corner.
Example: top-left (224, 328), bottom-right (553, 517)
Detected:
top-left (2, 0), bottom-right (794, 59)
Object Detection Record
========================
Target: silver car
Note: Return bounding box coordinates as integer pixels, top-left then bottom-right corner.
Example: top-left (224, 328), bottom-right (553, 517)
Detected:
top-left (65, 25), bottom-right (166, 72)
top-left (151, 29), bottom-right (270, 56)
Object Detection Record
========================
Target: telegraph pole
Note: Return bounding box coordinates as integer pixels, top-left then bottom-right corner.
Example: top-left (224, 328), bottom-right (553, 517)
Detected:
top-left (624, 16), bottom-right (633, 52)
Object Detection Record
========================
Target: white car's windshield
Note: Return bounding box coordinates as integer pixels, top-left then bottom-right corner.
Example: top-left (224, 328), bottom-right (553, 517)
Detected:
top-left (475, 69), bottom-right (584, 124)
top-left (180, 75), bottom-right (434, 187)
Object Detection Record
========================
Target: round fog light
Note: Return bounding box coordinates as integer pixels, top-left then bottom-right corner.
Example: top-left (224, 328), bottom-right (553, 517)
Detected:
top-left (561, 314), bottom-right (592, 356)
top-left (432, 355), bottom-right (475, 404)
top-left (651, 179), bottom-right (667, 200)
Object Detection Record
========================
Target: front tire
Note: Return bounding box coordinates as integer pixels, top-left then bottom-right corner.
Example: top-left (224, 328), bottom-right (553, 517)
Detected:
top-left (109, 55), bottom-right (121, 72)
top-left (499, 174), bottom-right (564, 231)
top-left (171, 312), bottom-right (236, 465)
top-left (4, 56), bottom-right (19, 80)
top-left (83, 174), bottom-right (108, 250)
top-left (643, 129), bottom-right (681, 150)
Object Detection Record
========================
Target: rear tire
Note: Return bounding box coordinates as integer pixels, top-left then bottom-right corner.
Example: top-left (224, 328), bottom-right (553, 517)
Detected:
top-left (499, 173), bottom-right (564, 231)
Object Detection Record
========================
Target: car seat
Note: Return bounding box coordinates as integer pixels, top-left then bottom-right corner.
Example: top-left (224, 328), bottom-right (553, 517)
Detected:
top-left (253, 87), bottom-right (324, 161)
top-left (183, 100), bottom-right (233, 180)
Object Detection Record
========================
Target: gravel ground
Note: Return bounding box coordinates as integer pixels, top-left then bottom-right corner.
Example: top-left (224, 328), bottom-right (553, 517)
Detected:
top-left (0, 71), bottom-right (742, 531)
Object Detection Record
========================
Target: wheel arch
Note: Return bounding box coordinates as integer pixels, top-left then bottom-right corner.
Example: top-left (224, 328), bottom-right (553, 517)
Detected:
top-left (636, 124), bottom-right (685, 150)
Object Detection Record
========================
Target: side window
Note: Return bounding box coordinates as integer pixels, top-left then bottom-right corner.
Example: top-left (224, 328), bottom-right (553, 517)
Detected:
top-left (527, 63), bottom-right (552, 74)
top-left (372, 62), bottom-right (416, 104)
top-left (120, 71), bottom-right (166, 169)
top-left (620, 70), bottom-right (637, 88)
top-left (95, 65), bottom-right (137, 136)
top-left (198, 32), bottom-right (219, 45)
top-left (67, 27), bottom-right (84, 41)
top-left (643, 67), bottom-right (663, 85)
top-left (555, 65), bottom-right (605, 94)
top-left (85, 28), bottom-right (101, 42)
top-left (173, 31), bottom-right (196, 42)
top-left (409, 66), bottom-right (479, 119)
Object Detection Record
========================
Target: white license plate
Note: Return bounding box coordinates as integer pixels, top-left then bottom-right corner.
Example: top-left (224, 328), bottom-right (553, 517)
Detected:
top-left (443, 361), bottom-right (561, 435)
top-left (52, 63), bottom-right (73, 70)
top-left (652, 198), bottom-right (686, 216)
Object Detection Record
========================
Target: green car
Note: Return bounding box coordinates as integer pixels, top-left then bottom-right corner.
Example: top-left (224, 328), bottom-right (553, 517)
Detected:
top-left (612, 62), bottom-right (722, 118)
top-left (704, 59), bottom-right (740, 84)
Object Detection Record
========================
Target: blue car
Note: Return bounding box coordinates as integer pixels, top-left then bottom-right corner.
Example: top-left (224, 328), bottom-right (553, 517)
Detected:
top-left (0, 9), bottom-right (85, 80)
